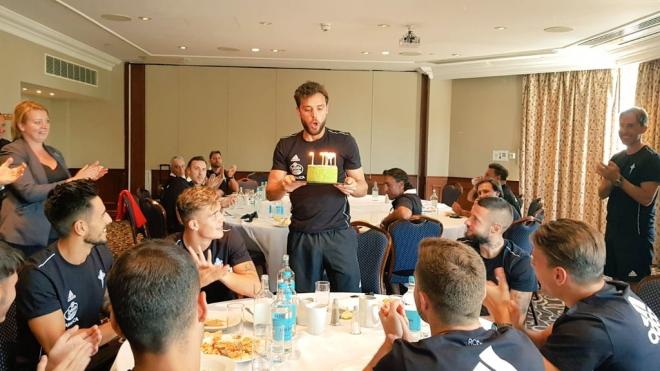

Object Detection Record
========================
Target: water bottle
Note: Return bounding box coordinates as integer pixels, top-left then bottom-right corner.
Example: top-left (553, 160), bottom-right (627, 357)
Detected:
top-left (430, 189), bottom-right (439, 211)
top-left (278, 255), bottom-right (297, 335)
top-left (271, 282), bottom-right (294, 362)
top-left (371, 181), bottom-right (379, 201)
top-left (402, 276), bottom-right (421, 340)
top-left (254, 275), bottom-right (273, 325)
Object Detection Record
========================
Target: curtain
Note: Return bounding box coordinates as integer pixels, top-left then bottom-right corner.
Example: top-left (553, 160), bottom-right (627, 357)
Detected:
top-left (635, 59), bottom-right (660, 262)
top-left (520, 69), bottom-right (620, 229)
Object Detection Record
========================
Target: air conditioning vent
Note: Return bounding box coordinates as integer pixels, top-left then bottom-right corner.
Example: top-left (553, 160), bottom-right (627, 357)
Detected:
top-left (578, 13), bottom-right (660, 47)
top-left (45, 54), bottom-right (97, 86)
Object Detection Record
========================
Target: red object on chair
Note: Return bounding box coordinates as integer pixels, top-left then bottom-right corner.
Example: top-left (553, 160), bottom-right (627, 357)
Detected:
top-left (116, 190), bottom-right (147, 228)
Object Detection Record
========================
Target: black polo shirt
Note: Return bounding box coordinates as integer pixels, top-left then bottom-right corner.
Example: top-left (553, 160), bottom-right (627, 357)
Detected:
top-left (391, 191), bottom-right (422, 216)
top-left (541, 281), bottom-right (660, 370)
top-left (176, 229), bottom-right (252, 303)
top-left (374, 325), bottom-right (544, 370)
top-left (272, 128), bottom-right (362, 233)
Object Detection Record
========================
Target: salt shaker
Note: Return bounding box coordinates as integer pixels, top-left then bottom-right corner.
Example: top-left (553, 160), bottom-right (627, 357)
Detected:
top-left (350, 305), bottom-right (361, 335)
top-left (330, 298), bottom-right (340, 326)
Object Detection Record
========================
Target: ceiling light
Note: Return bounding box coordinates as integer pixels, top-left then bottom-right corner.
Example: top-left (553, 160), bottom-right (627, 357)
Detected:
top-left (544, 26), bottom-right (573, 33)
top-left (361, 51), bottom-right (369, 55)
top-left (100, 14), bottom-right (132, 22)
top-left (259, 21), bottom-right (272, 26)
top-left (271, 49), bottom-right (280, 53)
top-left (36, 90), bottom-right (42, 94)
top-left (178, 45), bottom-right (187, 50)
top-left (49, 92), bottom-right (55, 96)
top-left (251, 48), bottom-right (260, 52)
top-left (21, 87), bottom-right (27, 91)
top-left (494, 26), bottom-right (507, 31)
top-left (377, 24), bottom-right (390, 28)
top-left (399, 25), bottom-right (421, 48)
top-left (381, 51), bottom-right (390, 55)
top-left (138, 16), bottom-right (151, 21)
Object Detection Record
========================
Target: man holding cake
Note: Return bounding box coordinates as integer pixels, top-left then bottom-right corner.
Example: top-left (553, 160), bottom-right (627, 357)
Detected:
top-left (267, 81), bottom-right (368, 293)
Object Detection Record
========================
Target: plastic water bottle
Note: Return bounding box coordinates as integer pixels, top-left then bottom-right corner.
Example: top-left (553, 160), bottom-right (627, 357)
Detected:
top-left (254, 275), bottom-right (273, 325)
top-left (430, 189), bottom-right (439, 211)
top-left (271, 282), bottom-right (294, 362)
top-left (278, 255), bottom-right (297, 335)
top-left (403, 276), bottom-right (421, 340)
top-left (371, 181), bottom-right (379, 201)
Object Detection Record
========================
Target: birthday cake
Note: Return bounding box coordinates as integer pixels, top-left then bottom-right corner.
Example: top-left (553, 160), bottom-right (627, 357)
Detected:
top-left (307, 164), bottom-right (338, 184)
top-left (307, 152), bottom-right (338, 184)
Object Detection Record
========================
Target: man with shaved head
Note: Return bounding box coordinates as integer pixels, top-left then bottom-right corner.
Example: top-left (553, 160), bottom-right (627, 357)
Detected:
top-left (459, 197), bottom-right (536, 325)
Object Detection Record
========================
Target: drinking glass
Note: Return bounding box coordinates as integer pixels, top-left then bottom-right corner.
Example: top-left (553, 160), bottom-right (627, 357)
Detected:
top-left (315, 281), bottom-right (330, 306)
top-left (227, 303), bottom-right (244, 334)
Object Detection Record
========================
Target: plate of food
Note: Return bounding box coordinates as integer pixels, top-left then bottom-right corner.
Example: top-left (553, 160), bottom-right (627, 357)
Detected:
top-left (204, 310), bottom-right (242, 331)
top-left (201, 333), bottom-right (257, 363)
top-left (271, 216), bottom-right (291, 228)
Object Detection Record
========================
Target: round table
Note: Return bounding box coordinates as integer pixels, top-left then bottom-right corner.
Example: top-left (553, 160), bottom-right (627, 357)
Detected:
top-left (225, 195), bottom-right (467, 291)
top-left (111, 293), bottom-right (491, 371)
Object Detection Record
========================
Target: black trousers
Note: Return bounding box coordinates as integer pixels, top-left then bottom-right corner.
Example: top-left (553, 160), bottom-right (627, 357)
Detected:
top-left (604, 226), bottom-right (653, 282)
top-left (287, 228), bottom-right (361, 293)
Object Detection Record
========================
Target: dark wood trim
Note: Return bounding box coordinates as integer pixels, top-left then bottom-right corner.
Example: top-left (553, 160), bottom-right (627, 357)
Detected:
top-left (126, 64), bottom-right (146, 194)
top-left (418, 75), bottom-right (430, 199)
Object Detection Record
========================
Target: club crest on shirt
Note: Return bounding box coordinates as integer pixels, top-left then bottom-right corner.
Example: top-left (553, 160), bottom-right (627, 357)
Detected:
top-left (64, 301), bottom-right (78, 324)
top-left (629, 163), bottom-right (636, 174)
top-left (290, 162), bottom-right (303, 176)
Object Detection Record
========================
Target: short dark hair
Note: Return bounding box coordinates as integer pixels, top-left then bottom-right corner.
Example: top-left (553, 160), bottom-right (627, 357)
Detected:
top-left (294, 81), bottom-right (329, 107)
top-left (476, 196), bottom-right (513, 230)
top-left (488, 163), bottom-right (509, 181)
top-left (107, 239), bottom-right (200, 354)
top-left (382, 168), bottom-right (414, 190)
top-left (44, 180), bottom-right (99, 236)
top-left (187, 156), bottom-right (207, 168)
top-left (208, 150), bottom-right (222, 159)
top-left (532, 219), bottom-right (605, 284)
top-left (416, 238), bottom-right (486, 325)
top-left (476, 178), bottom-right (503, 196)
top-left (0, 242), bottom-right (23, 281)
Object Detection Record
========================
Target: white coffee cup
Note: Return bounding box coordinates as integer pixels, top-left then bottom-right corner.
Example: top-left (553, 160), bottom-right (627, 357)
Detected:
top-left (296, 297), bottom-right (314, 326)
top-left (359, 295), bottom-right (380, 328)
top-left (306, 303), bottom-right (328, 335)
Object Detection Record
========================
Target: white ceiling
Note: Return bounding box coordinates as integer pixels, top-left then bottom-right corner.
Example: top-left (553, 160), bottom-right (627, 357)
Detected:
top-left (2, 0), bottom-right (660, 78)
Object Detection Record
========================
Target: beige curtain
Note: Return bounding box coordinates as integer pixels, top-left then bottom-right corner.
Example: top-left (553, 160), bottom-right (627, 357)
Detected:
top-left (521, 69), bottom-right (620, 229)
top-left (635, 59), bottom-right (660, 262)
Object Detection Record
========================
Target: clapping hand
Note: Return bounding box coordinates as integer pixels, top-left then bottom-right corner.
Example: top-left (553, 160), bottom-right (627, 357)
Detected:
top-left (36, 325), bottom-right (98, 371)
top-left (484, 267), bottom-right (520, 327)
top-left (0, 157), bottom-right (26, 185)
top-left (74, 161), bottom-right (107, 181)
top-left (596, 161), bottom-right (621, 183)
top-left (227, 165), bottom-right (237, 178)
top-left (334, 176), bottom-right (357, 195)
top-left (379, 300), bottom-right (409, 340)
top-left (206, 174), bottom-right (222, 189)
top-left (186, 245), bottom-right (230, 287)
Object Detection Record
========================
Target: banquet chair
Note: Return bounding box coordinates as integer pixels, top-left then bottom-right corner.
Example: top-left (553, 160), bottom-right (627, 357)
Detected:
top-left (352, 221), bottom-right (391, 295)
top-left (117, 190), bottom-right (148, 243)
top-left (0, 302), bottom-right (17, 371)
top-left (138, 197), bottom-right (168, 238)
top-left (635, 274), bottom-right (660, 317)
top-left (237, 178), bottom-right (258, 192)
top-left (441, 183), bottom-right (463, 206)
top-left (503, 217), bottom-right (541, 255)
top-left (387, 216), bottom-right (443, 292)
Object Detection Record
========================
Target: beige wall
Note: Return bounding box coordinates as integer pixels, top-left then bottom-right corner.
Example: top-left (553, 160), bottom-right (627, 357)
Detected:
top-left (449, 75), bottom-right (522, 180)
top-left (427, 79), bottom-right (452, 176)
top-left (145, 66), bottom-right (421, 175)
top-left (0, 30), bottom-right (124, 168)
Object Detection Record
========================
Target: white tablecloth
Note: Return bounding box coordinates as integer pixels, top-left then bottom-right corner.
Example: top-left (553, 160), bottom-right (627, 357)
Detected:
top-left (226, 195), bottom-right (466, 291)
top-left (111, 293), bottom-right (491, 371)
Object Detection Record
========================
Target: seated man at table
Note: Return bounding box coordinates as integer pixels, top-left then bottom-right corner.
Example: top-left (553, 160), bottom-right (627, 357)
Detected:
top-left (380, 168), bottom-right (422, 229)
top-left (108, 239), bottom-right (207, 371)
top-left (161, 155), bottom-right (191, 233)
top-left (452, 178), bottom-right (521, 220)
top-left (175, 186), bottom-right (259, 303)
top-left (467, 163), bottom-right (521, 216)
top-left (15, 180), bottom-right (118, 371)
top-left (207, 150), bottom-right (239, 196)
top-left (365, 238), bottom-right (543, 370)
top-left (459, 197), bottom-right (535, 325)
top-left (485, 219), bottom-right (660, 370)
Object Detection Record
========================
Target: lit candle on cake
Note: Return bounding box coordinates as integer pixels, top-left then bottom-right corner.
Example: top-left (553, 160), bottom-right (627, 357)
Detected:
top-left (307, 151), bottom-right (338, 184)
top-left (309, 152), bottom-right (314, 165)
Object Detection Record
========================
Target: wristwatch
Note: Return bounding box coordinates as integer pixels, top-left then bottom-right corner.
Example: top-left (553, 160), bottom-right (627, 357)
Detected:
top-left (613, 175), bottom-right (624, 188)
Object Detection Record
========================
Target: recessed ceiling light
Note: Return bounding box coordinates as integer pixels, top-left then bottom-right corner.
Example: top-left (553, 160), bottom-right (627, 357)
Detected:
top-left (178, 45), bottom-right (187, 50)
top-left (21, 87), bottom-right (27, 91)
top-left (138, 16), bottom-right (151, 21)
top-left (544, 26), bottom-right (573, 33)
top-left (217, 46), bottom-right (240, 52)
top-left (377, 24), bottom-right (390, 28)
top-left (259, 21), bottom-right (272, 26)
top-left (381, 51), bottom-right (390, 55)
top-left (494, 26), bottom-right (507, 31)
top-left (36, 90), bottom-right (42, 94)
top-left (361, 51), bottom-right (369, 55)
top-left (251, 48), bottom-right (260, 52)
top-left (100, 14), bottom-right (132, 22)
top-left (271, 49), bottom-right (280, 53)
top-left (49, 92), bottom-right (55, 96)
